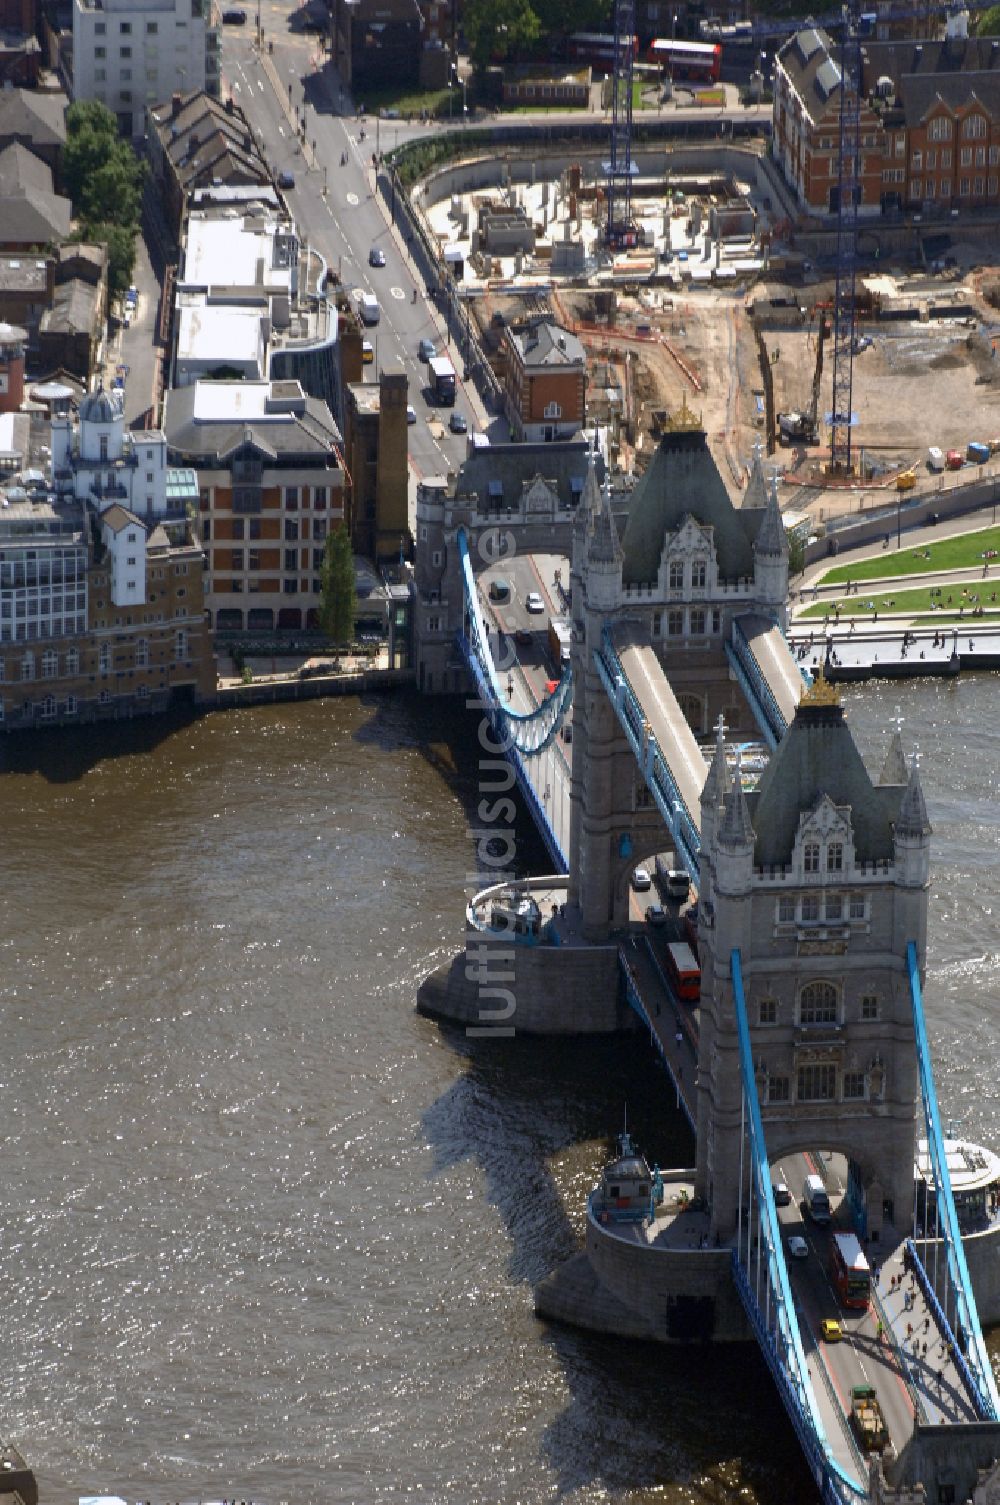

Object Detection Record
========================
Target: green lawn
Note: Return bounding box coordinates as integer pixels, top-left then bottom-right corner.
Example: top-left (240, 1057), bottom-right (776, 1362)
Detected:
top-left (360, 84), bottom-right (456, 119)
top-left (799, 581), bottom-right (1000, 619)
top-left (818, 526), bottom-right (1000, 585)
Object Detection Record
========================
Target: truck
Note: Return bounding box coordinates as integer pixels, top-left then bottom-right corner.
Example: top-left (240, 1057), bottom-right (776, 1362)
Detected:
top-left (548, 617), bottom-right (572, 670)
top-left (967, 441), bottom-right (990, 465)
top-left (850, 1386), bottom-right (888, 1453)
top-left (359, 292), bottom-right (380, 326)
top-left (802, 1171), bottom-right (831, 1224)
top-left (777, 410), bottom-right (815, 444)
top-left (429, 354), bottom-right (456, 406)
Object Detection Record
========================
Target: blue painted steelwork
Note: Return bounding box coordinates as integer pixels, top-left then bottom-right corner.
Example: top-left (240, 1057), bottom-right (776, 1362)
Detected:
top-left (726, 620), bottom-right (787, 749)
top-left (618, 946), bottom-right (696, 1133)
top-left (904, 1237), bottom-right (986, 1411)
top-left (906, 940), bottom-right (1000, 1420)
top-left (730, 949), bottom-right (867, 1505)
top-left (596, 627), bottom-right (701, 875)
top-left (455, 526), bottom-right (570, 871)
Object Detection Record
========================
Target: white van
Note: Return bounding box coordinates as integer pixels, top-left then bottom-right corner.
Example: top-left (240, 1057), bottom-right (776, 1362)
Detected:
top-left (359, 291), bottom-right (381, 326)
top-left (927, 446), bottom-right (945, 472)
top-left (803, 1172), bottom-right (831, 1225)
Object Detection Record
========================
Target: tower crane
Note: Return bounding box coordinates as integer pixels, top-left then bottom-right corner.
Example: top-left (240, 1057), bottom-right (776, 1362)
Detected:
top-left (606, 0), bottom-right (638, 247)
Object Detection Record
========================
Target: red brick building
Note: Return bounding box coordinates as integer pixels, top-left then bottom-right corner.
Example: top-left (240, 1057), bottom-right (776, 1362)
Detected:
top-left (773, 26), bottom-right (1000, 217)
top-left (502, 320), bottom-right (587, 443)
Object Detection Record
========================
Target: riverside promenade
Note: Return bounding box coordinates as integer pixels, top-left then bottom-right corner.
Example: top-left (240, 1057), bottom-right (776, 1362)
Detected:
top-left (789, 504), bottom-right (1000, 680)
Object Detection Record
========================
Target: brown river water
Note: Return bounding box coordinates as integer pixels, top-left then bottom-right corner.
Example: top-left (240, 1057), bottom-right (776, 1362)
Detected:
top-left (0, 678), bottom-right (996, 1505)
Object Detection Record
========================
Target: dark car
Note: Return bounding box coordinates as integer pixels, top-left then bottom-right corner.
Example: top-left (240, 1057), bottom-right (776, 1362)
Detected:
top-left (369, 246), bottom-right (386, 268)
top-left (277, 170), bottom-right (295, 190)
top-left (222, 7), bottom-right (247, 20)
top-left (449, 411), bottom-right (467, 434)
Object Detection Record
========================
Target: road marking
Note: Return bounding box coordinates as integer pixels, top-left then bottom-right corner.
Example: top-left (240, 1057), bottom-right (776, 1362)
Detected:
top-left (390, 286), bottom-right (405, 300)
top-left (346, 192), bottom-right (359, 206)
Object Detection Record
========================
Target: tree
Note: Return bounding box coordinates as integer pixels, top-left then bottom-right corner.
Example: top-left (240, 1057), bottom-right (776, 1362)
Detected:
top-left (319, 525), bottom-right (356, 644)
top-left (464, 0), bottom-right (541, 70)
top-left (85, 222), bottom-right (138, 302)
top-left (786, 527), bottom-right (806, 578)
top-left (976, 5), bottom-right (1000, 31)
top-left (64, 98), bottom-right (146, 229)
top-left (532, 0), bottom-right (610, 38)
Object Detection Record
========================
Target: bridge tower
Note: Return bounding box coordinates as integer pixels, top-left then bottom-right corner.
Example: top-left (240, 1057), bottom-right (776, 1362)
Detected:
top-left (695, 675), bottom-right (930, 1247)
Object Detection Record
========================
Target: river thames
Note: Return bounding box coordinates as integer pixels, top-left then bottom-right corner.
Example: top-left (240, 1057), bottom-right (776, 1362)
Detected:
top-left (0, 675), bottom-right (997, 1505)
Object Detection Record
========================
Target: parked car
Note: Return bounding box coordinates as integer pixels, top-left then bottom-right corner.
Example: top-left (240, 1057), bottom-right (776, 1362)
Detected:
top-left (418, 338), bottom-right (436, 362)
top-left (368, 245), bottom-right (386, 268)
top-left (632, 867), bottom-right (652, 892)
top-left (525, 592), bottom-right (545, 614)
top-left (277, 170), bottom-right (295, 189)
top-left (449, 411), bottom-right (468, 434)
top-left (406, 405), bottom-right (417, 425)
top-left (222, 6), bottom-right (247, 19)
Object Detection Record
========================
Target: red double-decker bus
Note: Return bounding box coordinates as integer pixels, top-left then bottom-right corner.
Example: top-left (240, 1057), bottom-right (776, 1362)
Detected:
top-left (831, 1231), bottom-right (871, 1310)
top-left (568, 31), bottom-right (638, 70)
top-left (649, 38), bottom-right (722, 83)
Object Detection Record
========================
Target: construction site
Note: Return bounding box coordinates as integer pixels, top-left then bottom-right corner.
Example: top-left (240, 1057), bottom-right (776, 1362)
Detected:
top-left (416, 147), bottom-right (1000, 528)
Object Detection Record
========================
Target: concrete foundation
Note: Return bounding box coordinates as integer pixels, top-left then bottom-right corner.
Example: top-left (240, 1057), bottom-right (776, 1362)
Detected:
top-left (416, 934), bottom-right (630, 1035)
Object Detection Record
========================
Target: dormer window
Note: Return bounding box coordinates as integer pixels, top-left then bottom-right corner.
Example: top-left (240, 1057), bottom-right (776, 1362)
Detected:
top-left (826, 842), bottom-right (843, 872)
top-left (692, 560), bottom-right (707, 588)
top-left (804, 842), bottom-right (820, 873)
top-left (669, 561), bottom-right (684, 589)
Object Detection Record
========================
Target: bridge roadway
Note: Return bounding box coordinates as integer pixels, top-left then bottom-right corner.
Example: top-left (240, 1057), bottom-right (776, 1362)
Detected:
top-left (609, 622), bottom-right (709, 829)
top-left (623, 948), bottom-right (979, 1483)
top-left (734, 611), bottom-right (806, 729)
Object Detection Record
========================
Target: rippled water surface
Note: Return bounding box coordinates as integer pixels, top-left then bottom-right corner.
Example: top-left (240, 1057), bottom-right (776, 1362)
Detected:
top-left (0, 679), bottom-right (996, 1505)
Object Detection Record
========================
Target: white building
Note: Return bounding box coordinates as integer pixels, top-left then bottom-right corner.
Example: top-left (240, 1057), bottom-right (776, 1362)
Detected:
top-left (99, 502), bottom-right (147, 606)
top-left (51, 384), bottom-right (175, 518)
top-left (72, 0), bottom-right (220, 139)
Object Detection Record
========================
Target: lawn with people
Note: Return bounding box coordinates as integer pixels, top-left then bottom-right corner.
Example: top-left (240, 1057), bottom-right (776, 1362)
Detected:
top-left (817, 526), bottom-right (1000, 587)
top-left (798, 581), bottom-right (1000, 622)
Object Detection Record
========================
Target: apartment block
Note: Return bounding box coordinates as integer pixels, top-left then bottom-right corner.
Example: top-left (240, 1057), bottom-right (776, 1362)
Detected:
top-left (72, 0), bottom-right (220, 139)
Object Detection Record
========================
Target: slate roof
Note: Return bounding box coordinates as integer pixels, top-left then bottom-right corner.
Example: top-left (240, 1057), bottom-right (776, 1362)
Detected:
top-left (0, 141), bottom-right (52, 195)
top-left (454, 438), bottom-right (604, 511)
top-left (0, 89), bottom-right (67, 153)
top-left (510, 320), bottom-right (586, 368)
top-left (619, 427), bottom-right (765, 586)
top-left (747, 698), bottom-right (906, 865)
top-left (162, 384), bottom-right (341, 461)
top-left (776, 27), bottom-right (842, 126)
top-left (0, 141), bottom-right (72, 244)
top-left (100, 502), bottom-right (144, 532)
top-left (149, 90), bottom-right (270, 197)
top-left (39, 279), bottom-right (100, 337)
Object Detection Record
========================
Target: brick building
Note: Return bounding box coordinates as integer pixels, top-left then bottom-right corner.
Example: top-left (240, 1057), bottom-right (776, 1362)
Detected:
top-left (147, 90), bottom-right (271, 240)
top-left (773, 25), bottom-right (1000, 217)
top-left (343, 365), bottom-right (409, 564)
top-left (501, 320), bottom-right (587, 443)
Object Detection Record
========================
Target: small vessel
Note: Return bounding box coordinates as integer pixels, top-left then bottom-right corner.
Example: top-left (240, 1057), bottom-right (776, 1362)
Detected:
top-left (593, 1126), bottom-right (663, 1225)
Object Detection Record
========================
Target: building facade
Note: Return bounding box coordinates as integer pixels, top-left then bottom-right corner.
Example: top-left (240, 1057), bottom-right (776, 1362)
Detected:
top-left (774, 24), bottom-right (1000, 217)
top-left (502, 320), bottom-right (587, 443)
top-left (162, 376), bottom-right (345, 632)
top-left (72, 0), bottom-right (220, 138)
top-left (343, 366), bottom-right (409, 564)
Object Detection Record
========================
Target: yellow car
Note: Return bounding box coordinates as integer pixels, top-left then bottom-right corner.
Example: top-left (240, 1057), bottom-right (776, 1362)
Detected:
top-left (821, 1318), bottom-right (843, 1343)
top-left (362, 339), bottom-right (374, 365)
top-left (896, 469), bottom-right (916, 491)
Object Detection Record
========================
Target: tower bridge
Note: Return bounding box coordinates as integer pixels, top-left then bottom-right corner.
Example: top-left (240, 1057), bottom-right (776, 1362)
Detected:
top-left (415, 415), bottom-right (1000, 1503)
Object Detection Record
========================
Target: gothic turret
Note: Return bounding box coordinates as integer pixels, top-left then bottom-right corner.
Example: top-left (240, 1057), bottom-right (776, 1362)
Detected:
top-left (715, 761), bottom-right (754, 897)
top-left (584, 477), bottom-right (623, 611)
top-left (894, 758), bottom-right (932, 890)
top-left (752, 475), bottom-right (789, 627)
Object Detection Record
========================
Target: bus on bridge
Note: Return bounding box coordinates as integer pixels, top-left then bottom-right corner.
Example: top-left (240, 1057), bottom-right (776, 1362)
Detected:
top-left (831, 1230), bottom-right (871, 1310)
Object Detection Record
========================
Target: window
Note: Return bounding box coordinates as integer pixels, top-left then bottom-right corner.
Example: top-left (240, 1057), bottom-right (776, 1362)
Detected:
top-left (911, 150), bottom-right (922, 170)
top-left (942, 149), bottom-right (952, 168)
top-left (66, 648), bottom-right (79, 675)
top-left (231, 520), bottom-right (245, 540)
top-left (926, 179), bottom-right (936, 199)
top-left (825, 894), bottom-right (842, 921)
top-left (926, 149), bottom-right (936, 169)
top-left (842, 1071), bottom-right (866, 1100)
top-left (543, 401), bottom-right (562, 419)
top-left (849, 893), bottom-right (866, 920)
top-left (136, 639), bottom-right (149, 668)
top-left (120, 89), bottom-right (132, 102)
top-left (929, 116), bottom-right (952, 142)
top-left (313, 487), bottom-right (327, 509)
top-left (283, 579), bottom-right (297, 594)
top-left (119, 18), bottom-right (131, 30)
top-left (175, 630), bottom-right (188, 659)
top-left (120, 45), bottom-right (132, 57)
top-left (137, 684), bottom-right (149, 699)
top-left (284, 548), bottom-right (298, 571)
top-left (231, 549), bottom-right (244, 570)
top-left (41, 650), bottom-right (58, 678)
top-left (976, 146), bottom-right (986, 168)
top-left (121, 67), bottom-right (131, 79)
top-left (690, 607), bottom-right (706, 634)
top-left (99, 644), bottom-right (110, 673)
top-left (991, 176), bottom-right (999, 195)
top-left (94, 44), bottom-right (106, 57)
top-left (801, 894), bottom-right (820, 922)
top-left (711, 608), bottom-right (722, 634)
top-left (667, 609), bottom-right (684, 636)
top-left (894, 133), bottom-right (905, 158)
top-left (246, 550), bottom-right (260, 572)
top-left (768, 1076), bottom-right (790, 1104)
top-left (284, 487), bottom-right (299, 509)
top-left (778, 895), bottom-right (796, 923)
top-left (975, 176), bottom-right (985, 195)
top-left (284, 520), bottom-right (299, 541)
top-left (64, 695), bottom-right (77, 715)
top-left (961, 177), bottom-right (970, 196)
top-left (800, 981), bottom-right (837, 1025)
top-left (95, 20), bottom-right (105, 31)
top-left (861, 994), bottom-right (879, 1020)
top-left (95, 67), bottom-right (106, 79)
top-left (910, 178), bottom-right (922, 199)
top-left (39, 694), bottom-right (57, 720)
top-left (963, 112), bottom-right (986, 139)
top-left (960, 146), bottom-right (972, 167)
top-left (826, 841), bottom-right (843, 872)
top-left (798, 1063), bottom-right (837, 1101)
top-left (427, 615), bottom-right (440, 632)
top-left (20, 653), bottom-right (34, 681)
top-left (691, 560), bottom-right (707, 588)
top-left (758, 997), bottom-right (778, 1025)
top-left (804, 842), bottom-right (820, 873)
top-left (146, 19), bottom-right (157, 31)
top-left (668, 561), bottom-right (684, 590)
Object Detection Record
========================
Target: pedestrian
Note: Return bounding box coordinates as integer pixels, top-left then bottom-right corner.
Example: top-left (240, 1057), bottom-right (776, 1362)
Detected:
top-left (876, 1319), bottom-right (883, 1340)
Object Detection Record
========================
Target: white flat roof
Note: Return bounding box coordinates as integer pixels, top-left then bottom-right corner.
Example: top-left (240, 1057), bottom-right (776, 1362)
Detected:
top-left (176, 303), bottom-right (264, 369)
top-left (916, 1136), bottom-right (1000, 1194)
top-left (181, 213), bottom-right (294, 292)
top-left (191, 381), bottom-right (273, 421)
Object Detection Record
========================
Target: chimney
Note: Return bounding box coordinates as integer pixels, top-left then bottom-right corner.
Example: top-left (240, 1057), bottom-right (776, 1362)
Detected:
top-left (172, 92), bottom-right (183, 118)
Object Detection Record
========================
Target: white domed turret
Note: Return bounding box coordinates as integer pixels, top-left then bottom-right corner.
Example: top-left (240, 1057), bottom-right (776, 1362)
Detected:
top-left (78, 382), bottom-right (125, 464)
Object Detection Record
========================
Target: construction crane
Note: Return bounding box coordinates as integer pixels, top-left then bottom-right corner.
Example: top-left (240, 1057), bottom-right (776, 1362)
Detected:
top-left (605, 0), bottom-right (638, 247)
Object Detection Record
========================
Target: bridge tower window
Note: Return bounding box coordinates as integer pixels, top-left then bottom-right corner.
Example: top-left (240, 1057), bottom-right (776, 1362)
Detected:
top-left (758, 997), bottom-right (778, 1025)
top-left (690, 607), bottom-right (706, 634)
top-left (827, 841), bottom-right (844, 872)
top-left (799, 980), bottom-right (838, 1024)
top-left (842, 1071), bottom-right (866, 1099)
top-left (861, 994), bottom-right (879, 1020)
top-left (691, 560), bottom-right (707, 588)
top-left (767, 1075), bottom-right (790, 1103)
top-left (798, 1063), bottom-right (837, 1100)
top-left (800, 894), bottom-right (820, 922)
top-left (668, 561), bottom-right (684, 590)
top-left (667, 609), bottom-right (684, 635)
top-left (804, 842), bottom-right (820, 873)
top-left (777, 895), bottom-right (796, 923)
top-left (825, 894), bottom-right (843, 921)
